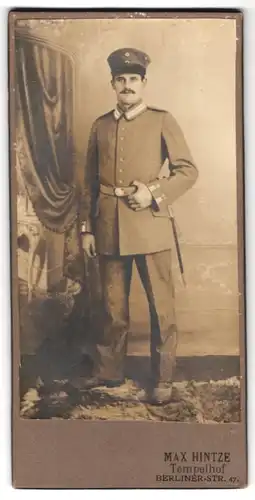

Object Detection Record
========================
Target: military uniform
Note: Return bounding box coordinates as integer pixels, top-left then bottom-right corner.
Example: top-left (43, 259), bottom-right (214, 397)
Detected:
top-left (81, 49), bottom-right (198, 388)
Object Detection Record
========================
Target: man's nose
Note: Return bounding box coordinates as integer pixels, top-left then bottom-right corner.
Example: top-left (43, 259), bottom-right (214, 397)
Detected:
top-left (123, 84), bottom-right (134, 92)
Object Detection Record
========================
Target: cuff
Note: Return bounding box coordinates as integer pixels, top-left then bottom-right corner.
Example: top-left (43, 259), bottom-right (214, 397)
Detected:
top-left (147, 181), bottom-right (168, 211)
top-left (80, 220), bottom-right (92, 233)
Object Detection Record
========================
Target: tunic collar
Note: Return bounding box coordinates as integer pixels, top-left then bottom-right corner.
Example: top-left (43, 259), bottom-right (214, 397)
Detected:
top-left (113, 101), bottom-right (147, 121)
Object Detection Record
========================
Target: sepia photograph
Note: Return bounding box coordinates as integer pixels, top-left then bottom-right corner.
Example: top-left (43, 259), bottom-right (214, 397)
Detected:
top-left (11, 13), bottom-right (243, 424)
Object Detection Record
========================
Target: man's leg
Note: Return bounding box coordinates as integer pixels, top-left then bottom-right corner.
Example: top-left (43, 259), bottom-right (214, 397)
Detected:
top-left (135, 250), bottom-right (177, 389)
top-left (92, 255), bottom-right (133, 382)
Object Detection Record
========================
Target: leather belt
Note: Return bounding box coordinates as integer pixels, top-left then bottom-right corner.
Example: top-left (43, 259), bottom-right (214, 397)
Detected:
top-left (100, 183), bottom-right (136, 197)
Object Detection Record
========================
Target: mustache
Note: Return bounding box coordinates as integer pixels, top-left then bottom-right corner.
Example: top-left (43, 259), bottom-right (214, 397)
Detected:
top-left (120, 89), bottom-right (136, 94)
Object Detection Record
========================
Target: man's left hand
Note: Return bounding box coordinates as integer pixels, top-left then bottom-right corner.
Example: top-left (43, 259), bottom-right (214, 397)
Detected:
top-left (127, 180), bottom-right (153, 211)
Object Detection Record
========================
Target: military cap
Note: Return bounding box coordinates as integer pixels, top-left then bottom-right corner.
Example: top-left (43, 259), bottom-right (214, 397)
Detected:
top-left (107, 48), bottom-right (151, 77)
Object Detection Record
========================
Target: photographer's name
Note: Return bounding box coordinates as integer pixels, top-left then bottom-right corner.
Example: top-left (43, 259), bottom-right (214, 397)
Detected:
top-left (164, 451), bottom-right (231, 463)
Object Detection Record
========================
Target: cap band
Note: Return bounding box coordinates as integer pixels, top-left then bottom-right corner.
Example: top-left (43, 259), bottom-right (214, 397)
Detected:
top-left (111, 64), bottom-right (146, 78)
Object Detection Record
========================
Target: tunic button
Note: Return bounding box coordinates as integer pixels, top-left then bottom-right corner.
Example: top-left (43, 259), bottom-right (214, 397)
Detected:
top-left (120, 158), bottom-right (124, 162)
top-left (119, 180), bottom-right (123, 184)
top-left (120, 137), bottom-right (124, 141)
top-left (119, 169), bottom-right (123, 172)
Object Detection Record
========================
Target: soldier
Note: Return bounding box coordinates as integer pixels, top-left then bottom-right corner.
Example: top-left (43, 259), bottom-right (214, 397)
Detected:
top-left (80, 48), bottom-right (198, 403)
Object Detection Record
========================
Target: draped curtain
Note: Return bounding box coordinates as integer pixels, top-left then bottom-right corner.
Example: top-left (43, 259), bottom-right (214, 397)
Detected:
top-left (15, 35), bottom-right (87, 284)
top-left (15, 36), bottom-right (78, 233)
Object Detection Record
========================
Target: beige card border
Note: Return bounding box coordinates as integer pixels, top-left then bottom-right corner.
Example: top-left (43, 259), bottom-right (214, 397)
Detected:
top-left (9, 10), bottom-right (246, 489)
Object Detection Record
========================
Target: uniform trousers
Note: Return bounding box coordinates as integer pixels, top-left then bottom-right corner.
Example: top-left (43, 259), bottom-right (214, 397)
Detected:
top-left (92, 249), bottom-right (178, 386)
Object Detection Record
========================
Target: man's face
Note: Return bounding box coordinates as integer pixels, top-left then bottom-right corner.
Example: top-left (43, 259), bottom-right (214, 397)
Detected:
top-left (111, 73), bottom-right (147, 107)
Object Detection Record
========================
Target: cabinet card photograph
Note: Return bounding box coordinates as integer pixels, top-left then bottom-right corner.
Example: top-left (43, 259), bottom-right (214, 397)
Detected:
top-left (10, 11), bottom-right (246, 489)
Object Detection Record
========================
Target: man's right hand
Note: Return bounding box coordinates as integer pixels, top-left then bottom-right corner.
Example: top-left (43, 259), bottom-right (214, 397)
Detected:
top-left (82, 233), bottom-right (97, 258)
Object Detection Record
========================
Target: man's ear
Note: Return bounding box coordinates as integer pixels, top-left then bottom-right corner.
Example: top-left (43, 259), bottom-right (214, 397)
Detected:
top-left (142, 77), bottom-right (147, 88)
top-left (111, 78), bottom-right (115, 89)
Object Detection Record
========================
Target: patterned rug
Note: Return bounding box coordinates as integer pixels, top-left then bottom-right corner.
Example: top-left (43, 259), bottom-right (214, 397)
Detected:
top-left (20, 376), bottom-right (240, 422)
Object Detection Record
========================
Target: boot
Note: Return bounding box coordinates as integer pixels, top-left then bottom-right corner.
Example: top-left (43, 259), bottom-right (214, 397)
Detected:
top-left (136, 382), bottom-right (173, 405)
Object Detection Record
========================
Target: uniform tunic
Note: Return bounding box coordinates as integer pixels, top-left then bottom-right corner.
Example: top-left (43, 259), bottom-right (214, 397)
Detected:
top-left (82, 104), bottom-right (198, 256)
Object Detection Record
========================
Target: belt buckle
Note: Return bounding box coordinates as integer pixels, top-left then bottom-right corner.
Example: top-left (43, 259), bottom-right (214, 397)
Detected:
top-left (114, 187), bottom-right (125, 197)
